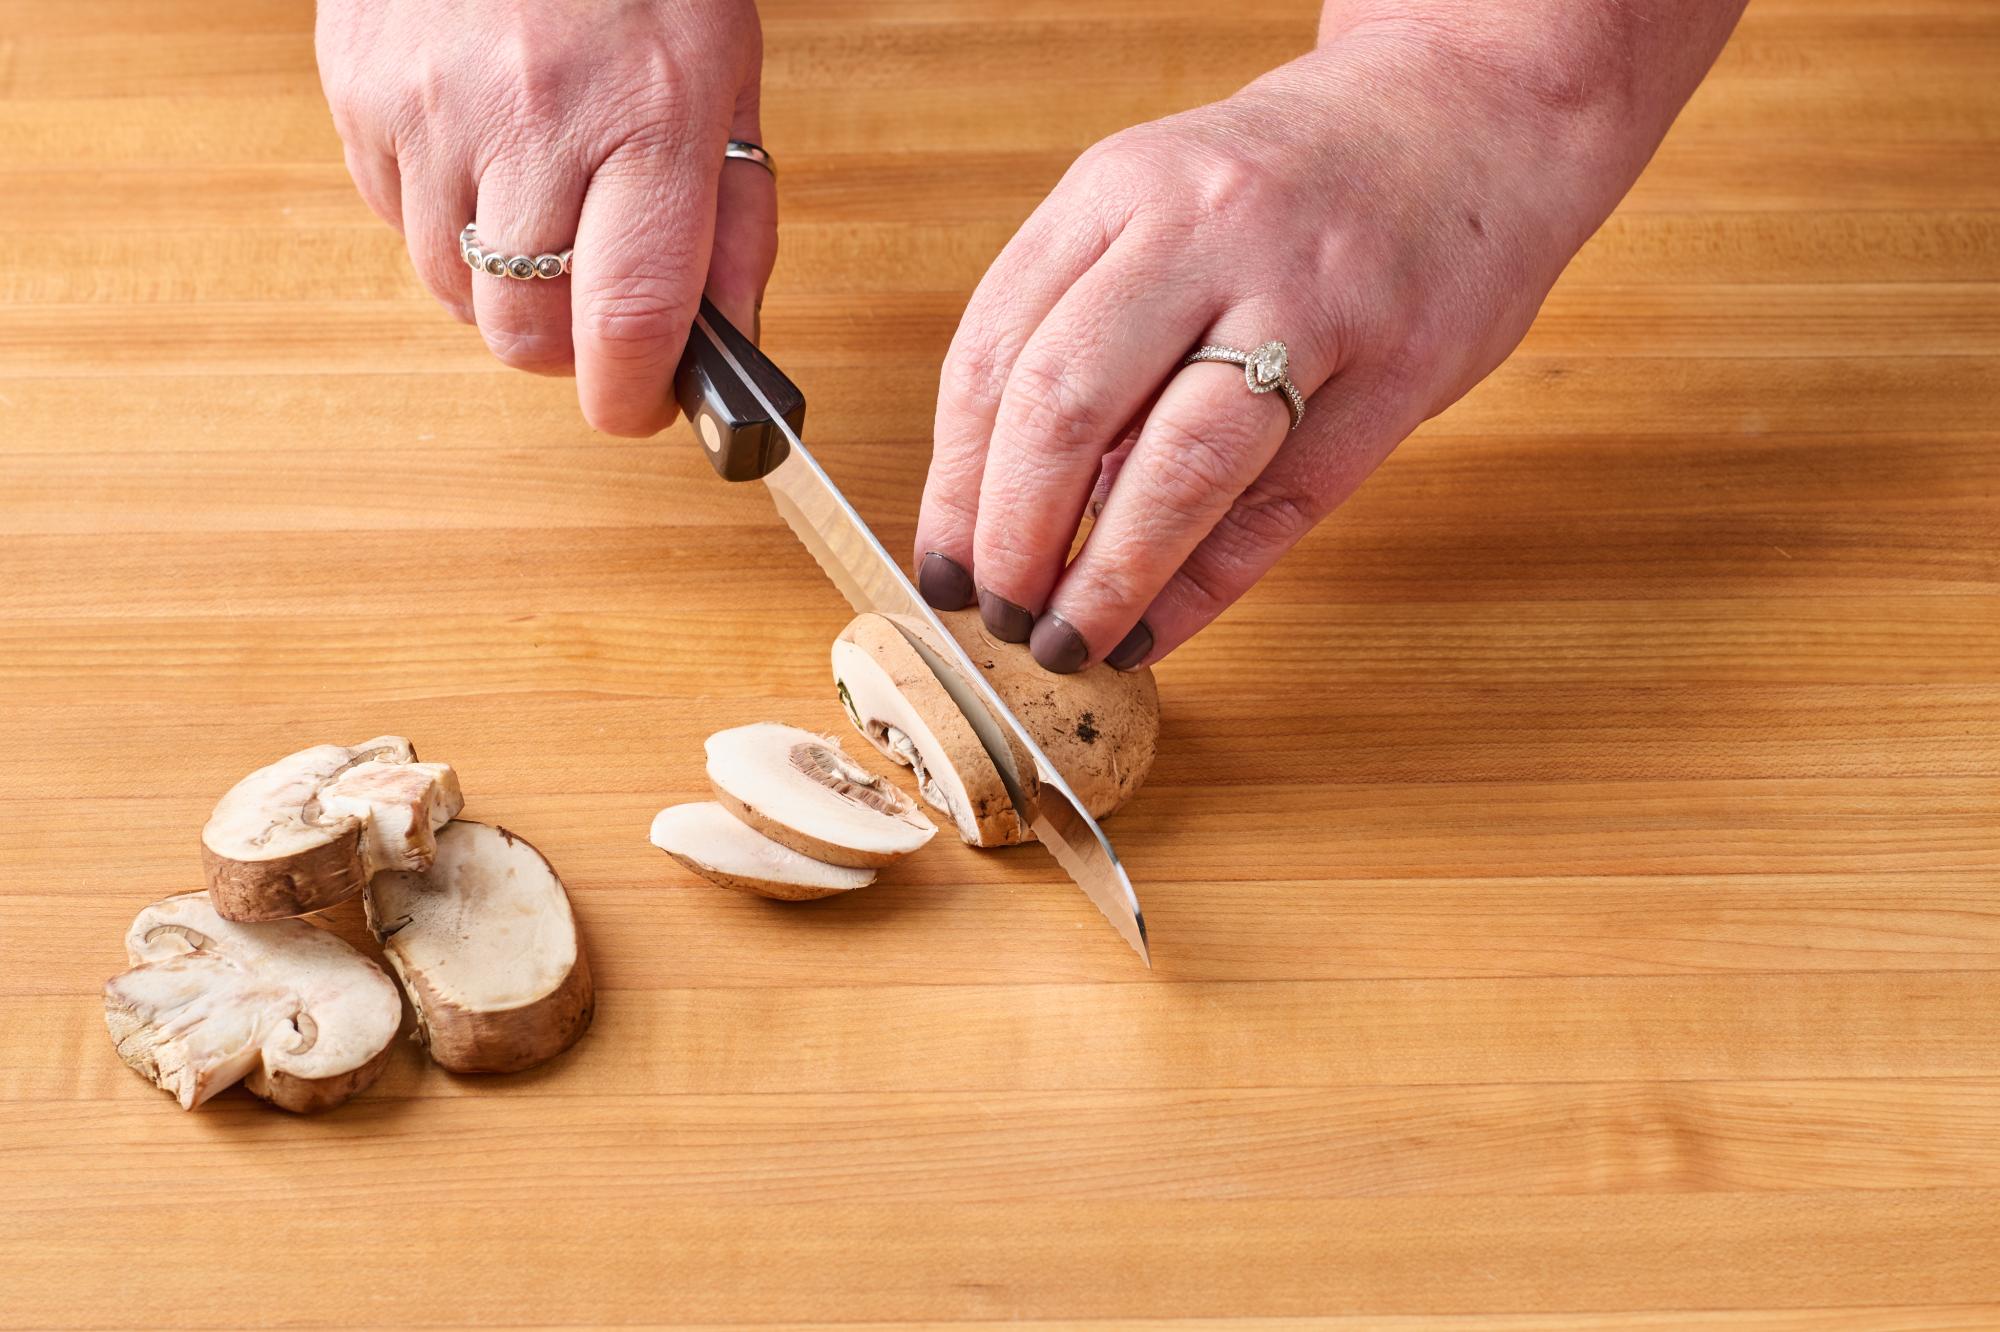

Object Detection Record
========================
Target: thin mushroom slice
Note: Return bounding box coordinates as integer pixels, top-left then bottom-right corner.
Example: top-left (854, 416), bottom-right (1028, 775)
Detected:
top-left (705, 722), bottom-right (937, 869)
top-left (201, 736), bottom-right (464, 922)
top-left (103, 892), bottom-right (401, 1113)
top-left (365, 821), bottom-right (593, 1075)
top-left (651, 801), bottom-right (876, 900)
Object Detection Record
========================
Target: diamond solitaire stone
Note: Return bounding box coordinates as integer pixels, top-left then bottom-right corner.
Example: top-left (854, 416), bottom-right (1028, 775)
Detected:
top-left (1245, 341), bottom-right (1289, 393)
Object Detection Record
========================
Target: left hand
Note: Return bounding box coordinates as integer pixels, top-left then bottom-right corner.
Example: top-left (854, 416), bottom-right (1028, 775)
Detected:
top-left (913, 26), bottom-right (1640, 672)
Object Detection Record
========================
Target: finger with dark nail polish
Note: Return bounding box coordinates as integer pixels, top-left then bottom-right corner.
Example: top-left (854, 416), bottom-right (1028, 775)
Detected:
top-left (977, 588), bottom-right (1035, 643)
top-left (1029, 612), bottom-right (1090, 674)
top-left (917, 551), bottom-right (975, 610)
top-left (1105, 619), bottom-right (1153, 671)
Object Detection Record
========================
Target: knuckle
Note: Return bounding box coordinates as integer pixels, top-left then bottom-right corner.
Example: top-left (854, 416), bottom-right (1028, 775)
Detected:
top-left (999, 356), bottom-right (1113, 455)
top-left (1067, 557), bottom-right (1149, 618)
top-left (576, 284), bottom-right (691, 359)
top-left (1217, 480), bottom-right (1322, 552)
top-left (481, 323), bottom-right (573, 373)
top-left (581, 389), bottom-right (670, 438)
top-left (1070, 131), bottom-right (1140, 185)
top-left (1190, 152), bottom-right (1265, 221)
top-left (590, 72), bottom-right (696, 157)
top-left (938, 332), bottom-right (1009, 415)
top-left (1141, 414), bottom-right (1253, 522)
top-left (1174, 549), bottom-right (1239, 619)
top-left (1176, 150), bottom-right (1272, 226)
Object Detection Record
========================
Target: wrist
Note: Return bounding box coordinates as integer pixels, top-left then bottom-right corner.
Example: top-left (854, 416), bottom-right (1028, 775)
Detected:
top-left (1310, 3), bottom-right (1690, 210)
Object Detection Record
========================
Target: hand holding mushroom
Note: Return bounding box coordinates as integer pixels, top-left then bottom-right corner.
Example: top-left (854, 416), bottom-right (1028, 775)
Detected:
top-left (915, 0), bottom-right (1747, 673)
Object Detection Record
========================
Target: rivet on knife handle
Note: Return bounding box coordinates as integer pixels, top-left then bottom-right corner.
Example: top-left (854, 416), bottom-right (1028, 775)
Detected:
top-left (672, 298), bottom-right (804, 482)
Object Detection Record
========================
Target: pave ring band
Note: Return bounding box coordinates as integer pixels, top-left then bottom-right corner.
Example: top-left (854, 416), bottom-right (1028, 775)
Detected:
top-left (460, 223), bottom-right (572, 280)
top-left (724, 140), bottom-right (776, 178)
top-left (1183, 340), bottom-right (1307, 432)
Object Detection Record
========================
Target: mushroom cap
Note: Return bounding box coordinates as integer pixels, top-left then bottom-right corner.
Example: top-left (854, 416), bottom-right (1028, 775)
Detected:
top-left (365, 821), bottom-right (593, 1075)
top-left (650, 801), bottom-right (877, 900)
top-left (705, 722), bottom-right (937, 869)
top-left (200, 736), bottom-right (464, 921)
top-left (832, 609), bottom-right (1160, 846)
top-left (103, 892), bottom-right (401, 1113)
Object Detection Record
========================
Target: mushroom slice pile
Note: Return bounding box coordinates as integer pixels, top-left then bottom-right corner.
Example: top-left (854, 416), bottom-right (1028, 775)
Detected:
top-left (651, 801), bottom-right (876, 900)
top-left (706, 722), bottom-right (936, 868)
top-left (201, 736), bottom-right (464, 921)
top-left (366, 820), bottom-right (593, 1074)
top-left (832, 610), bottom-right (1160, 847)
top-left (103, 892), bottom-right (401, 1113)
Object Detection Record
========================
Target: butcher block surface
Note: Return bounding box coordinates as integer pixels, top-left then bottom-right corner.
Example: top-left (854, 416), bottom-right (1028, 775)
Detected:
top-left (4, 0), bottom-right (1999, 1326)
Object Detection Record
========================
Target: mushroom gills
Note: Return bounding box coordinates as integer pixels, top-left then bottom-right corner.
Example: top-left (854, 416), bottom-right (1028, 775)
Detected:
top-left (103, 892), bottom-right (401, 1113)
top-left (650, 801), bottom-right (876, 900)
top-left (705, 722), bottom-right (936, 869)
top-left (831, 626), bottom-right (1022, 846)
top-left (365, 820), bottom-right (593, 1075)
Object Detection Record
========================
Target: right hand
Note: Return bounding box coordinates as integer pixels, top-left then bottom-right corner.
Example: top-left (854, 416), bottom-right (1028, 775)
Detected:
top-left (316, 0), bottom-right (775, 436)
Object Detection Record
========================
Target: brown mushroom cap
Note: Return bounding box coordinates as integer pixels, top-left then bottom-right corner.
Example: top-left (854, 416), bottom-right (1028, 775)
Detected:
top-left (832, 609), bottom-right (1160, 847)
top-left (103, 892), bottom-right (401, 1113)
top-left (200, 737), bottom-right (464, 922)
top-left (364, 821), bottom-right (593, 1075)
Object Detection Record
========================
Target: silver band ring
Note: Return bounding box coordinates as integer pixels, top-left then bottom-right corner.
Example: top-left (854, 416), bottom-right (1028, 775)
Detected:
top-left (1183, 340), bottom-right (1307, 432)
top-left (460, 223), bottom-right (572, 280)
top-left (724, 140), bottom-right (776, 178)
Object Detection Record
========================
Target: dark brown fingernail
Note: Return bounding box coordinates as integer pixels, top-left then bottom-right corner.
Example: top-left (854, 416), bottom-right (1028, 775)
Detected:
top-left (1106, 619), bottom-right (1154, 671)
top-left (977, 587), bottom-right (1034, 643)
top-left (917, 552), bottom-right (974, 610)
top-left (1029, 612), bottom-right (1090, 674)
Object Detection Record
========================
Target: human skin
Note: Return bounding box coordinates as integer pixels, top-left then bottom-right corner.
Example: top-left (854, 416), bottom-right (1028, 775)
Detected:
top-left (317, 0), bottom-right (1747, 673)
top-left (314, 0), bottom-right (775, 437)
top-left (915, 0), bottom-right (1750, 672)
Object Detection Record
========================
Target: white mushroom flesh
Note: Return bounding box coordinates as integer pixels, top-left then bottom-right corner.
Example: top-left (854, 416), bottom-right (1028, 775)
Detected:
top-left (705, 722), bottom-right (935, 867)
top-left (104, 893), bottom-right (401, 1110)
top-left (202, 736), bottom-right (464, 877)
top-left (319, 759), bottom-right (463, 875)
top-left (368, 821), bottom-right (580, 1011)
top-left (650, 801), bottom-right (876, 895)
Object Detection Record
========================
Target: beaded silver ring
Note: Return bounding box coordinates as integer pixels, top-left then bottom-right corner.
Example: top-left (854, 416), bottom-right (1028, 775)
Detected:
top-left (460, 223), bottom-right (573, 280)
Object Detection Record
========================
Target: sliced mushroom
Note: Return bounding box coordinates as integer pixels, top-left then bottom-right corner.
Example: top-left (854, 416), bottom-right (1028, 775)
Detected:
top-left (365, 820), bottom-right (593, 1074)
top-left (833, 609), bottom-right (1160, 847)
top-left (706, 722), bottom-right (936, 869)
top-left (103, 892), bottom-right (401, 1113)
top-left (201, 737), bottom-right (464, 922)
top-left (833, 614), bottom-right (1029, 847)
top-left (651, 801), bottom-right (876, 900)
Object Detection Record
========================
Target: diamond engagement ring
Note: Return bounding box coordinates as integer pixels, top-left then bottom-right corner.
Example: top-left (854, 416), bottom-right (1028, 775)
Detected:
top-left (460, 223), bottom-right (572, 281)
top-left (1183, 340), bottom-right (1306, 432)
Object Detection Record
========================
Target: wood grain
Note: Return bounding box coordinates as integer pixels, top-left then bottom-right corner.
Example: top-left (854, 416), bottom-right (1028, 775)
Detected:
top-left (2, 0), bottom-right (1997, 1327)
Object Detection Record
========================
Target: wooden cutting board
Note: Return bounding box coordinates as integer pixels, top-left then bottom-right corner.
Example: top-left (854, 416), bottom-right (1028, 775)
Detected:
top-left (3, 0), bottom-right (1997, 1325)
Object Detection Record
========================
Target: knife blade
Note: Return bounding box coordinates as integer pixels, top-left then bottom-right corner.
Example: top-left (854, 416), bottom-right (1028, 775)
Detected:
top-left (673, 299), bottom-right (1149, 964)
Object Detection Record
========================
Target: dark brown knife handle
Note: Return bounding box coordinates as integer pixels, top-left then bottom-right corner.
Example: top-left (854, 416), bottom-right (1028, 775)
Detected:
top-left (673, 297), bottom-right (805, 482)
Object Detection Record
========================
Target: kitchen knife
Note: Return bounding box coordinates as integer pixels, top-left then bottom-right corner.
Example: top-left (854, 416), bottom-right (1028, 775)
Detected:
top-left (673, 298), bottom-right (1149, 964)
